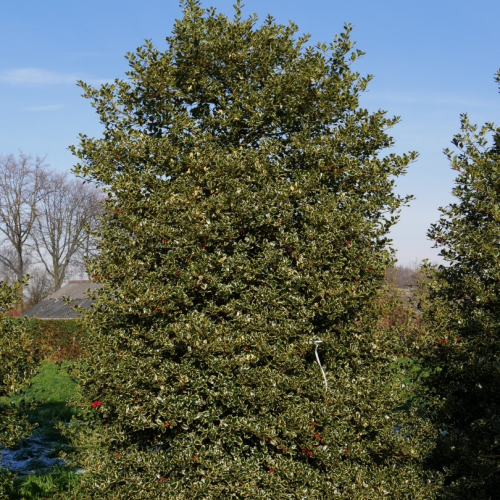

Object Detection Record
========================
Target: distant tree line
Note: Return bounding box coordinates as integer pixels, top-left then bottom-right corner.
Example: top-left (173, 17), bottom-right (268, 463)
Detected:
top-left (386, 261), bottom-right (423, 289)
top-left (0, 152), bottom-right (102, 309)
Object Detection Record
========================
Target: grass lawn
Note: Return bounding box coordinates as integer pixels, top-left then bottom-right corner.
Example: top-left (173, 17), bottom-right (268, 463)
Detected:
top-left (1, 361), bottom-right (84, 499)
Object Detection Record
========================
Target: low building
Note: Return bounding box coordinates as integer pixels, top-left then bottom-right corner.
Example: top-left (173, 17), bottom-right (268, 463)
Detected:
top-left (22, 280), bottom-right (102, 320)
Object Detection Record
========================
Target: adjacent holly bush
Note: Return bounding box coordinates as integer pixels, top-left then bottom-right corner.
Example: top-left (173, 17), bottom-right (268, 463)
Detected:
top-left (0, 281), bottom-right (42, 494)
top-left (66, 1), bottom-right (440, 497)
top-left (422, 71), bottom-right (500, 499)
top-left (0, 281), bottom-right (41, 444)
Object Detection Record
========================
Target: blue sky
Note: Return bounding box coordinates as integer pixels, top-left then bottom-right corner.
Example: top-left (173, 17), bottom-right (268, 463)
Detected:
top-left (1, 0), bottom-right (499, 265)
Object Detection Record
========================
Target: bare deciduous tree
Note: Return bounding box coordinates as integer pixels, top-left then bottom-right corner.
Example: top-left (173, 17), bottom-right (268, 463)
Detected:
top-left (0, 152), bottom-right (47, 281)
top-left (0, 247), bottom-right (22, 282)
top-left (32, 173), bottom-right (102, 290)
top-left (25, 267), bottom-right (53, 308)
top-left (0, 152), bottom-right (102, 308)
top-left (68, 217), bottom-right (100, 279)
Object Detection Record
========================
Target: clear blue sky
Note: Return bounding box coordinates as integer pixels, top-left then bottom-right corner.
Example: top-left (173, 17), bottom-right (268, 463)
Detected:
top-left (1, 0), bottom-right (499, 265)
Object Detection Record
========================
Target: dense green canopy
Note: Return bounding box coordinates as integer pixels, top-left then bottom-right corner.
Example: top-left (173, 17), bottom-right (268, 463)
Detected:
top-left (67, 2), bottom-right (438, 498)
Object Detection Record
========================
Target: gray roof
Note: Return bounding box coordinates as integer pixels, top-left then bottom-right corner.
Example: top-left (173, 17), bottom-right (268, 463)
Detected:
top-left (23, 280), bottom-right (102, 320)
top-left (44, 281), bottom-right (102, 300)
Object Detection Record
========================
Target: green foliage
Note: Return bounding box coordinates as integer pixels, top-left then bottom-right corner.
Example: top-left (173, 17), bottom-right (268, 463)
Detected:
top-left (0, 280), bottom-right (22, 314)
top-left (0, 282), bottom-right (41, 446)
top-left (0, 281), bottom-right (43, 496)
top-left (5, 466), bottom-right (82, 500)
top-left (67, 1), bottom-right (439, 497)
top-left (421, 70), bottom-right (500, 499)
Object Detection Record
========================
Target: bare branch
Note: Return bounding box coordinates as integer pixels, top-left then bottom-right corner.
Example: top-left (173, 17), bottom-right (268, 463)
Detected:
top-left (32, 172), bottom-right (102, 290)
top-left (0, 152), bottom-right (47, 281)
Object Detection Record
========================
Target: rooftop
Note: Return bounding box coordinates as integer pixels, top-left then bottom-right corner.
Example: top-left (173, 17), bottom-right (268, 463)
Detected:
top-left (22, 280), bottom-right (102, 320)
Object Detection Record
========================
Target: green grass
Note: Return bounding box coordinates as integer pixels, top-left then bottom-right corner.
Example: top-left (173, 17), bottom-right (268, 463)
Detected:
top-left (4, 466), bottom-right (83, 500)
top-left (15, 361), bottom-right (80, 427)
top-left (10, 361), bottom-right (79, 414)
top-left (1, 361), bottom-right (83, 499)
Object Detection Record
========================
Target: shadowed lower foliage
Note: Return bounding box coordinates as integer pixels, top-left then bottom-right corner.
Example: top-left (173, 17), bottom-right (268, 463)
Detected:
top-left (423, 337), bottom-right (500, 499)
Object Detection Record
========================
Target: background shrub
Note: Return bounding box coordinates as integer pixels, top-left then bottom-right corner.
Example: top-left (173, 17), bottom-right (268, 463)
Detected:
top-left (0, 281), bottom-right (43, 494)
top-left (30, 319), bottom-right (86, 361)
top-left (0, 282), bottom-right (42, 442)
top-left (421, 71), bottom-right (500, 499)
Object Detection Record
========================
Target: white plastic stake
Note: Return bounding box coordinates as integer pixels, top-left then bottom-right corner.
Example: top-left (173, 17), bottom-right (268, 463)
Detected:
top-left (314, 340), bottom-right (328, 390)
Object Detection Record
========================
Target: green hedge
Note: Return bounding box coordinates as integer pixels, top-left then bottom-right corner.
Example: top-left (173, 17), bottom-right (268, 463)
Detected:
top-left (29, 319), bottom-right (87, 361)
